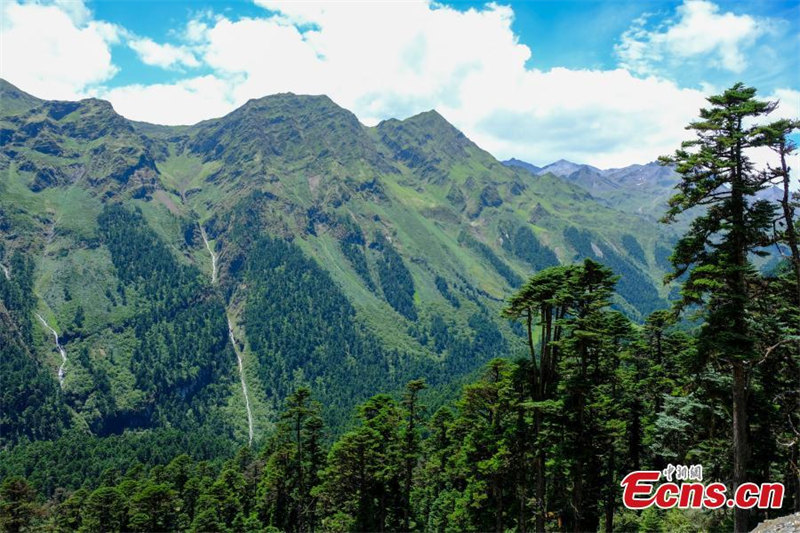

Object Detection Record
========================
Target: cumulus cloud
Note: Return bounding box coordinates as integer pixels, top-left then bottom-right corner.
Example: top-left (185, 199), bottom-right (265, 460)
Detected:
top-left (2, 0), bottom-right (796, 169)
top-left (616, 0), bottom-right (771, 75)
top-left (100, 75), bottom-right (238, 125)
top-left (145, 0), bottom-right (705, 166)
top-left (128, 37), bottom-right (200, 69)
top-left (770, 88), bottom-right (800, 121)
top-left (468, 68), bottom-right (708, 168)
top-left (0, 0), bottom-right (120, 100)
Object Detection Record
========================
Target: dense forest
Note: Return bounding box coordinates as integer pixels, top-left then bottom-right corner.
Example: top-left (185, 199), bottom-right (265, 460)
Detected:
top-left (1, 85), bottom-right (798, 532)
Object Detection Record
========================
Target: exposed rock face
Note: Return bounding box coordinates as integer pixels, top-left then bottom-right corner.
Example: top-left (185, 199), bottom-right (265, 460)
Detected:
top-left (751, 512), bottom-right (800, 532)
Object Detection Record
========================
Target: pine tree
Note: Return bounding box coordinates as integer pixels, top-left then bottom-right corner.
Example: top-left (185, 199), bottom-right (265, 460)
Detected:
top-left (258, 387), bottom-right (325, 532)
top-left (553, 260), bottom-right (623, 532)
top-left (401, 379), bottom-right (426, 531)
top-left (502, 264), bottom-right (573, 531)
top-left (316, 394), bottom-right (404, 531)
top-left (0, 477), bottom-right (39, 533)
top-left (660, 82), bottom-right (779, 532)
top-left (82, 486), bottom-right (128, 533)
top-left (127, 482), bottom-right (180, 532)
top-left (756, 118), bottom-right (800, 305)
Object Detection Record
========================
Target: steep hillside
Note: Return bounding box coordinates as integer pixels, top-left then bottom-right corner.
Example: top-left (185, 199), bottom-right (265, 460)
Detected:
top-left (1, 80), bottom-right (680, 463)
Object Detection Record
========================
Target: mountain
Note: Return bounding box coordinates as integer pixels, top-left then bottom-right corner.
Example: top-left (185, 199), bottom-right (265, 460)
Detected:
top-left (502, 157), bottom-right (540, 174)
top-left (0, 80), bottom-right (680, 481)
top-left (536, 158), bottom-right (599, 177)
top-left (531, 159), bottom-right (620, 195)
top-left (508, 157), bottom-right (790, 221)
top-left (504, 157), bottom-right (679, 216)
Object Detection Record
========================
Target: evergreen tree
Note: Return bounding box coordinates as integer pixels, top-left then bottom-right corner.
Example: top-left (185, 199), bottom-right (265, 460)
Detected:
top-left (0, 477), bottom-right (39, 533)
top-left (81, 486), bottom-right (128, 533)
top-left (258, 387), bottom-right (324, 532)
top-left (316, 395), bottom-right (404, 531)
top-left (127, 482), bottom-right (180, 532)
top-left (756, 118), bottom-right (800, 305)
top-left (502, 264), bottom-right (573, 531)
top-left (56, 488), bottom-right (89, 532)
top-left (400, 379), bottom-right (426, 531)
top-left (660, 82), bottom-right (780, 532)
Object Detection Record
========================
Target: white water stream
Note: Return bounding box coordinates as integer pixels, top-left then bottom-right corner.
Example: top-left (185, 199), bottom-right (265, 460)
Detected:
top-left (198, 222), bottom-right (253, 445)
top-left (199, 225), bottom-right (217, 284)
top-left (0, 264), bottom-right (9, 280)
top-left (35, 313), bottom-right (66, 387)
top-left (228, 316), bottom-right (254, 446)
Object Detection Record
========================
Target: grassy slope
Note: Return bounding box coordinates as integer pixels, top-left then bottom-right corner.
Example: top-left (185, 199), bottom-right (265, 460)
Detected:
top-left (1, 83), bottom-right (681, 446)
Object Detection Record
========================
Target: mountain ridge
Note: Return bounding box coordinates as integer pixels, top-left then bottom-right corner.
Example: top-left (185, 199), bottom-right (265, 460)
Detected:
top-left (1, 78), bottom-right (678, 456)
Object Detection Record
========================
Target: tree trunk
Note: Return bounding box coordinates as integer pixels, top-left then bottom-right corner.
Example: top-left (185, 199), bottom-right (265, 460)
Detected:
top-left (778, 143), bottom-right (800, 307)
top-left (535, 425), bottom-right (546, 532)
top-left (494, 478), bottom-right (503, 533)
top-left (403, 403), bottom-right (415, 531)
top-left (731, 132), bottom-right (752, 533)
top-left (792, 441), bottom-right (800, 512)
top-left (732, 361), bottom-right (750, 532)
top-left (296, 414), bottom-right (305, 533)
top-left (604, 455), bottom-right (615, 533)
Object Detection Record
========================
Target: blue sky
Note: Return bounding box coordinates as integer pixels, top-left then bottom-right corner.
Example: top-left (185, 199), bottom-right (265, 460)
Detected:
top-left (2, 0), bottom-right (798, 168)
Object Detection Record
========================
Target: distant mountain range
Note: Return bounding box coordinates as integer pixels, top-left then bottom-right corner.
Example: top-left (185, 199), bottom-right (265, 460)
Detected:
top-left (503, 157), bottom-right (786, 217)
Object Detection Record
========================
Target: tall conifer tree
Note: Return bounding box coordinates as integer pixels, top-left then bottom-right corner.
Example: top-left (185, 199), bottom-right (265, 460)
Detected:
top-left (660, 83), bottom-right (778, 532)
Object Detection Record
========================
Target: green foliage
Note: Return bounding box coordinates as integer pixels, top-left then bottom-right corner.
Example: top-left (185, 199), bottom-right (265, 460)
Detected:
top-left (654, 243), bottom-right (673, 271)
top-left (334, 213), bottom-right (376, 290)
top-left (242, 234), bottom-right (404, 430)
top-left (0, 477), bottom-right (39, 533)
top-left (257, 387), bottom-right (325, 532)
top-left (621, 233), bottom-right (647, 264)
top-left (564, 226), bottom-right (665, 316)
top-left (375, 236), bottom-right (417, 320)
top-left (82, 486), bottom-right (128, 532)
top-left (459, 231), bottom-right (522, 287)
top-left (433, 275), bottom-right (459, 308)
top-left (502, 224), bottom-right (559, 272)
top-left (0, 251), bottom-right (69, 447)
top-left (97, 204), bottom-right (234, 433)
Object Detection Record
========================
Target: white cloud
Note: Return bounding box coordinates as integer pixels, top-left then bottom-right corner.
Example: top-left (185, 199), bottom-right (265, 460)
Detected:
top-left (128, 37), bottom-right (200, 69)
top-left (770, 88), bottom-right (800, 121)
top-left (51, 0), bottom-right (91, 25)
top-left (101, 75), bottom-right (238, 125)
top-left (2, 0), bottom-right (796, 169)
top-left (466, 68), bottom-right (708, 168)
top-left (616, 0), bottom-right (770, 75)
top-left (116, 0), bottom-right (702, 167)
top-left (0, 0), bottom-right (119, 100)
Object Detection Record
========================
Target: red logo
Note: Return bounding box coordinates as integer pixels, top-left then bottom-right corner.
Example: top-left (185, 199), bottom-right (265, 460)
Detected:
top-left (621, 467), bottom-right (784, 510)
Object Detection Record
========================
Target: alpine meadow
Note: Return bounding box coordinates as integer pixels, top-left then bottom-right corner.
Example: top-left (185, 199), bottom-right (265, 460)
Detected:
top-left (1, 1), bottom-right (799, 533)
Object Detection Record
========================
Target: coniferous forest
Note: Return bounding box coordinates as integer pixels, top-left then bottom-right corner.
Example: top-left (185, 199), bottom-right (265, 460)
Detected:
top-left (0, 78), bottom-right (798, 533)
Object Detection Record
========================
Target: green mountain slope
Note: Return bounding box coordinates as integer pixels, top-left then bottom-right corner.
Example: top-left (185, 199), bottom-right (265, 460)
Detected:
top-left (0, 79), bottom-right (681, 460)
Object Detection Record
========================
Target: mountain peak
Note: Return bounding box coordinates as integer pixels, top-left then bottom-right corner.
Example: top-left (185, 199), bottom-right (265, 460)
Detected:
top-left (396, 109), bottom-right (462, 134)
top-left (233, 92), bottom-right (360, 124)
top-left (537, 159), bottom-right (600, 177)
top-left (242, 92), bottom-right (338, 109)
top-left (408, 109), bottom-right (444, 120)
top-left (188, 90), bottom-right (381, 175)
top-left (502, 158), bottom-right (541, 174)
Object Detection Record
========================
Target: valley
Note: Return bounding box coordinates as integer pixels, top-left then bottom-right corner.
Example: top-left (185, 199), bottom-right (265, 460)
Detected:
top-left (0, 77), bottom-right (682, 451)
